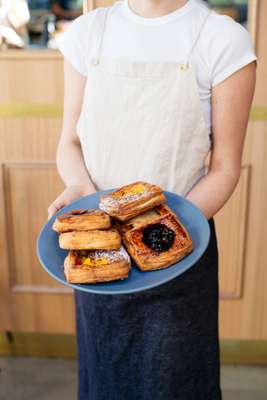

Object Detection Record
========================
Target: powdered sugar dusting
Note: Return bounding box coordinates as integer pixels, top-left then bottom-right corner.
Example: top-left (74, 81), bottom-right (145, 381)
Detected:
top-left (99, 185), bottom-right (149, 211)
top-left (77, 246), bottom-right (130, 264)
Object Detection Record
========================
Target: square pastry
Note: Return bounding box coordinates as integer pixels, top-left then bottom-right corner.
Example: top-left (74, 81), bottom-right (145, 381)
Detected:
top-left (99, 181), bottom-right (166, 221)
top-left (59, 227), bottom-right (121, 250)
top-left (64, 247), bottom-right (131, 283)
top-left (52, 209), bottom-right (111, 233)
top-left (115, 204), bottom-right (193, 271)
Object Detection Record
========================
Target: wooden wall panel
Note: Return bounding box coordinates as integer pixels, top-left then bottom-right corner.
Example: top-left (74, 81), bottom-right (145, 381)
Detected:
top-left (2, 163), bottom-right (64, 289)
top-left (217, 0), bottom-right (267, 339)
top-left (0, 51), bottom-right (63, 104)
top-left (215, 166), bottom-right (250, 300)
top-left (1, 161), bottom-right (75, 333)
top-left (0, 51), bottom-right (75, 333)
top-left (85, 0), bottom-right (115, 11)
top-left (11, 294), bottom-right (75, 333)
top-left (219, 122), bottom-right (267, 339)
top-left (0, 119), bottom-right (62, 161)
top-left (0, 163), bottom-right (12, 330)
top-left (252, 0), bottom-right (267, 106)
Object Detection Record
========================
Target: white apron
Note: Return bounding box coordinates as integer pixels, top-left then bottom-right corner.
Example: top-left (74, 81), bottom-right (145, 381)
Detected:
top-left (74, 5), bottom-right (222, 399)
top-left (76, 4), bottom-right (212, 197)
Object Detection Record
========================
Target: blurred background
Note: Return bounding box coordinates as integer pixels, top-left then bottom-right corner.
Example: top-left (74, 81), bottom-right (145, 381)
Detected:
top-left (0, 0), bottom-right (83, 50)
top-left (0, 1), bottom-right (267, 399)
top-left (0, 0), bottom-right (251, 50)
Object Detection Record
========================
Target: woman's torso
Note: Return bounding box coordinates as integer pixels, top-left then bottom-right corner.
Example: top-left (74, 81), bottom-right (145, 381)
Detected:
top-left (57, 0), bottom-right (256, 193)
top-left (65, 0), bottom-right (255, 134)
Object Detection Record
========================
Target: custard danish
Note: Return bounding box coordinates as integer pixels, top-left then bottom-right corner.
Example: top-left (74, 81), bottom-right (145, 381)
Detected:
top-left (99, 181), bottom-right (166, 221)
top-left (64, 247), bottom-right (131, 283)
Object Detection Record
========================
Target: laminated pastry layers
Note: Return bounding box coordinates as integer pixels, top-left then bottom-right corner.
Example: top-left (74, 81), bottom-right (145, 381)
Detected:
top-left (59, 227), bottom-right (121, 250)
top-left (52, 209), bottom-right (111, 232)
top-left (52, 207), bottom-right (130, 283)
top-left (64, 247), bottom-right (131, 283)
top-left (99, 181), bottom-right (166, 221)
top-left (114, 204), bottom-right (193, 271)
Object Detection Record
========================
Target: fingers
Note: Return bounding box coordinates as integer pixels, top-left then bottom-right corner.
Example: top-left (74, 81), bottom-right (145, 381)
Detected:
top-left (47, 199), bottom-right (65, 220)
top-left (47, 186), bottom-right (86, 220)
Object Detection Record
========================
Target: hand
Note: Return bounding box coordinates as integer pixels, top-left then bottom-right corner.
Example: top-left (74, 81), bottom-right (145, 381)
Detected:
top-left (47, 184), bottom-right (96, 220)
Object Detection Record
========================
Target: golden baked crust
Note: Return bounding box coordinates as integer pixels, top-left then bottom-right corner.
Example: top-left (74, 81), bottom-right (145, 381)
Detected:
top-left (59, 227), bottom-right (121, 250)
top-left (64, 247), bottom-right (131, 283)
top-left (99, 181), bottom-right (166, 221)
top-left (52, 209), bottom-right (111, 233)
top-left (116, 204), bottom-right (193, 271)
top-left (114, 203), bottom-right (171, 236)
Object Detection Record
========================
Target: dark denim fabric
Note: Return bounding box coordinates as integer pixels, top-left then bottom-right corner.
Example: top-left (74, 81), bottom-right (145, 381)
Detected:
top-left (74, 217), bottom-right (222, 400)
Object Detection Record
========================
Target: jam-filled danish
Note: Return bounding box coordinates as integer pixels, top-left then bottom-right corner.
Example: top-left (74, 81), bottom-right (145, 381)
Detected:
top-left (114, 204), bottom-right (193, 271)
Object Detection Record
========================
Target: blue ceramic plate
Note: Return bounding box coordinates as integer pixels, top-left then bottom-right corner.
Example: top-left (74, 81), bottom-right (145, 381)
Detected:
top-left (36, 189), bottom-right (210, 295)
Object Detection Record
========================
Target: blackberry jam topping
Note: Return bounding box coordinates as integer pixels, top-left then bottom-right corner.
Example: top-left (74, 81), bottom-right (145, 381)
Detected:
top-left (142, 223), bottom-right (175, 252)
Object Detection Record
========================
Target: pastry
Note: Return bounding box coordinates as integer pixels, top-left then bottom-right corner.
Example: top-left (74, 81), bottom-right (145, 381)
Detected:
top-left (59, 227), bottom-right (121, 250)
top-left (115, 204), bottom-right (193, 271)
top-left (113, 203), bottom-right (170, 236)
top-left (64, 246), bottom-right (131, 283)
top-left (99, 181), bottom-right (166, 221)
top-left (52, 208), bottom-right (111, 233)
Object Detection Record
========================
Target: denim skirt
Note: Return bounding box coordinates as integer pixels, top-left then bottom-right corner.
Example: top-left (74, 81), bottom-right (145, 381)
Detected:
top-left (74, 217), bottom-right (222, 400)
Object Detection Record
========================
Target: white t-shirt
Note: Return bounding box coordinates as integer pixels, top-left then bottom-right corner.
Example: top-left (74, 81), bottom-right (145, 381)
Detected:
top-left (56, 0), bottom-right (257, 132)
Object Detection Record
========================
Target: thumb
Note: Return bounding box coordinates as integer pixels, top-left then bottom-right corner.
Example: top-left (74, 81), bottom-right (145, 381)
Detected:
top-left (47, 200), bottom-right (65, 220)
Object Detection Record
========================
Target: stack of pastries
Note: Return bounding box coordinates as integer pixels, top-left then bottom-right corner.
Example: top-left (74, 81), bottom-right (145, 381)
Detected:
top-left (52, 209), bottom-right (131, 283)
top-left (52, 181), bottom-right (193, 284)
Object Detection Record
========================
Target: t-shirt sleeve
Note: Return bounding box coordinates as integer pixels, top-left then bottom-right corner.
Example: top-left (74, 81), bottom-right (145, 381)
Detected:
top-left (55, 10), bottom-right (97, 76)
top-left (202, 13), bottom-right (257, 87)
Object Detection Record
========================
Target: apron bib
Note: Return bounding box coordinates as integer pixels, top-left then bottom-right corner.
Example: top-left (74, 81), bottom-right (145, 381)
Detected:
top-left (76, 4), bottom-right (212, 197)
top-left (74, 4), bottom-right (222, 399)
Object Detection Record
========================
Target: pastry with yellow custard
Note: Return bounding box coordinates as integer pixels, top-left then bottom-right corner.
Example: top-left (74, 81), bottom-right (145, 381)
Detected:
top-left (64, 247), bottom-right (131, 283)
top-left (99, 181), bottom-right (166, 221)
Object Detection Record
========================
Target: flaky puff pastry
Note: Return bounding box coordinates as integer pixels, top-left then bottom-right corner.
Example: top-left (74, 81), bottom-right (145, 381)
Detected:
top-left (52, 209), bottom-right (111, 233)
top-left (59, 227), bottom-right (121, 250)
top-left (99, 181), bottom-right (166, 222)
top-left (113, 203), bottom-right (171, 237)
top-left (64, 247), bottom-right (131, 283)
top-left (115, 204), bottom-right (193, 271)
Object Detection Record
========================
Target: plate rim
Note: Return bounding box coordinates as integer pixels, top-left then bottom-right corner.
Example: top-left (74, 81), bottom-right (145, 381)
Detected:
top-left (36, 189), bottom-right (210, 295)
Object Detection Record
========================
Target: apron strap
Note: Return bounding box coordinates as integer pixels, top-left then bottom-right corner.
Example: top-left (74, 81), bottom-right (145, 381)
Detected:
top-left (183, 9), bottom-right (212, 69)
top-left (91, 7), bottom-right (110, 66)
top-left (91, 6), bottom-right (212, 68)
